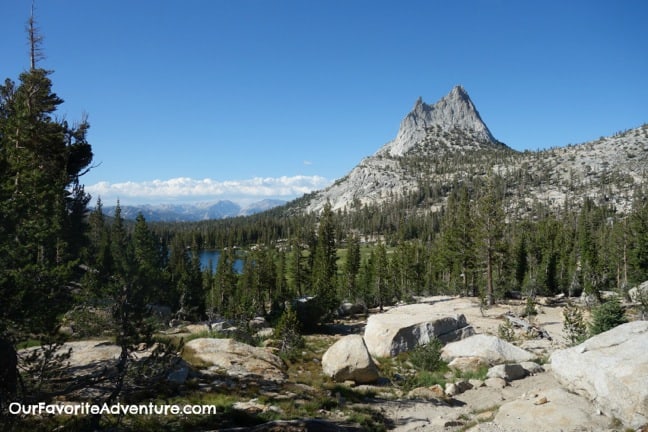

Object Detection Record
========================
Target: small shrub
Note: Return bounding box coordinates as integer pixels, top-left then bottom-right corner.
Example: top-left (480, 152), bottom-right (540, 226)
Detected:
top-left (404, 370), bottom-right (448, 390)
top-left (590, 297), bottom-right (627, 336)
top-left (453, 364), bottom-right (489, 381)
top-left (408, 339), bottom-right (444, 372)
top-left (524, 296), bottom-right (537, 317)
top-left (497, 321), bottom-right (515, 342)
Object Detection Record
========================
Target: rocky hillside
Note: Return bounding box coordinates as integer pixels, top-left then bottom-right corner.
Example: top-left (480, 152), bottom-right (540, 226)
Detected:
top-left (302, 86), bottom-right (648, 215)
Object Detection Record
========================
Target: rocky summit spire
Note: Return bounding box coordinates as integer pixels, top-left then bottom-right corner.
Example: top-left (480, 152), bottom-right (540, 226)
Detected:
top-left (380, 85), bottom-right (497, 156)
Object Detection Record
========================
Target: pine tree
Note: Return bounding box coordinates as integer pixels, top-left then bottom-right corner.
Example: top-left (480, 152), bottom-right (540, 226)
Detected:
top-left (209, 248), bottom-right (237, 318)
top-left (440, 185), bottom-right (477, 295)
top-left (476, 175), bottom-right (506, 305)
top-left (133, 213), bottom-right (167, 306)
top-left (311, 202), bottom-right (338, 315)
top-left (0, 13), bottom-right (93, 405)
top-left (629, 194), bottom-right (648, 283)
top-left (514, 235), bottom-right (528, 291)
top-left (288, 239), bottom-right (306, 297)
top-left (343, 233), bottom-right (361, 300)
top-left (273, 249), bottom-right (289, 313)
top-left (175, 242), bottom-right (204, 321)
top-left (374, 242), bottom-right (390, 311)
top-left (589, 297), bottom-right (627, 335)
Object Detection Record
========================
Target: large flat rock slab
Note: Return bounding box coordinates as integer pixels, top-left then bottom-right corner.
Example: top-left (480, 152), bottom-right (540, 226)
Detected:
top-left (550, 320), bottom-right (648, 429)
top-left (183, 338), bottom-right (287, 383)
top-left (364, 303), bottom-right (472, 358)
top-left (475, 387), bottom-right (612, 432)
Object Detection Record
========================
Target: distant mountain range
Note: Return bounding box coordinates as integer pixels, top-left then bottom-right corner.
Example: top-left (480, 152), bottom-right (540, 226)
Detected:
top-left (103, 199), bottom-right (286, 222)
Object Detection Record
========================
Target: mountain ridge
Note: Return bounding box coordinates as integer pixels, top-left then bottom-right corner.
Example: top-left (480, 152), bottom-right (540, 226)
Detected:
top-left (301, 86), bottom-right (648, 215)
top-left (104, 199), bottom-right (286, 222)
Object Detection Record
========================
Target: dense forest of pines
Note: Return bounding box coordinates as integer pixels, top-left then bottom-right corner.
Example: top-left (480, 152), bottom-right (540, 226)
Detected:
top-left (148, 174), bottom-right (648, 315)
top-left (1, 13), bottom-right (648, 429)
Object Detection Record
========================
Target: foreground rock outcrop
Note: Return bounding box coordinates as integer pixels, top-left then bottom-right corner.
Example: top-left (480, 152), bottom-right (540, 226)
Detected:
top-left (363, 304), bottom-right (473, 357)
top-left (550, 320), bottom-right (648, 429)
top-left (481, 387), bottom-right (613, 432)
top-left (321, 335), bottom-right (379, 384)
top-left (183, 338), bottom-right (287, 383)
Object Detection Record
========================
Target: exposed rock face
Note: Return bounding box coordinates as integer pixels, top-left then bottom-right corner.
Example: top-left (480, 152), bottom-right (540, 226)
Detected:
top-left (484, 387), bottom-right (612, 432)
top-left (363, 304), bottom-right (472, 358)
top-left (550, 321), bottom-right (648, 429)
top-left (379, 86), bottom-right (498, 158)
top-left (321, 335), bottom-right (379, 384)
top-left (440, 334), bottom-right (536, 364)
top-left (629, 280), bottom-right (648, 302)
top-left (50, 340), bottom-right (121, 370)
top-left (183, 338), bottom-right (287, 383)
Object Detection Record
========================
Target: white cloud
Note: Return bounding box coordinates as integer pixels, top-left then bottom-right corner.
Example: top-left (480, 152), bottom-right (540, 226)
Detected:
top-left (86, 175), bottom-right (331, 205)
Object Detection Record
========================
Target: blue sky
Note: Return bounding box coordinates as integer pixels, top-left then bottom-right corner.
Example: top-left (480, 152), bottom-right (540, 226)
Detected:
top-left (3, 1), bottom-right (647, 205)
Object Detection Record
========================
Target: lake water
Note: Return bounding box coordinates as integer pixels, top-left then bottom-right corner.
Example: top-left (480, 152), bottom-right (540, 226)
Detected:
top-left (198, 250), bottom-right (244, 273)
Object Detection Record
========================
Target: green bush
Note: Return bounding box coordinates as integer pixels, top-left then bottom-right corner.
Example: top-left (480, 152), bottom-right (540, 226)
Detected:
top-left (408, 339), bottom-right (445, 372)
top-left (589, 297), bottom-right (627, 336)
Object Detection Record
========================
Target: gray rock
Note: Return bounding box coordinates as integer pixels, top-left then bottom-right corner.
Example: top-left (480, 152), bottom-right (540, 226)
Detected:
top-left (484, 377), bottom-right (507, 389)
top-left (336, 302), bottom-right (367, 317)
top-left (445, 380), bottom-right (472, 396)
top-left (439, 325), bottom-right (476, 343)
top-left (407, 385), bottom-right (446, 400)
top-left (447, 356), bottom-right (489, 373)
top-left (255, 328), bottom-right (275, 339)
top-left (441, 334), bottom-right (536, 364)
top-left (628, 280), bottom-right (648, 302)
top-left (486, 364), bottom-right (527, 381)
top-left (550, 320), bottom-right (648, 429)
top-left (468, 379), bottom-right (485, 388)
top-left (519, 361), bottom-right (545, 375)
top-left (321, 335), bottom-right (379, 384)
top-left (249, 316), bottom-right (269, 331)
top-left (363, 304), bottom-right (471, 357)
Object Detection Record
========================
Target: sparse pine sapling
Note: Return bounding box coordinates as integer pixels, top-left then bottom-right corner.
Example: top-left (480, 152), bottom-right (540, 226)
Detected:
top-left (274, 306), bottom-right (304, 359)
top-left (562, 301), bottom-right (588, 345)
